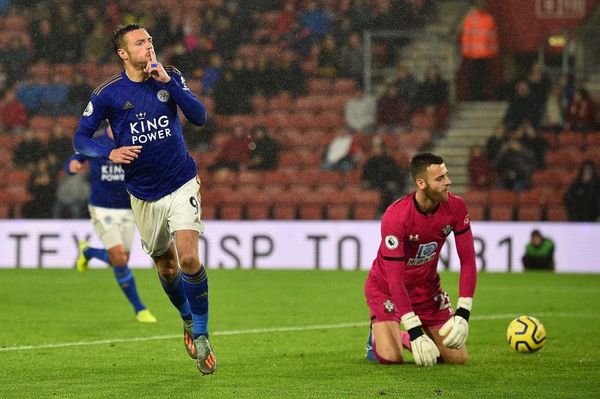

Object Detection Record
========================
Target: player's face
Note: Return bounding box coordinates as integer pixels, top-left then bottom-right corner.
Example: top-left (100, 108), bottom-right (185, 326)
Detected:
top-left (423, 163), bottom-right (451, 202)
top-left (121, 29), bottom-right (154, 69)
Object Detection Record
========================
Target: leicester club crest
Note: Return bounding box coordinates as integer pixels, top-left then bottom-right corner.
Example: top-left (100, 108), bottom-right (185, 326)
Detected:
top-left (157, 89), bottom-right (170, 102)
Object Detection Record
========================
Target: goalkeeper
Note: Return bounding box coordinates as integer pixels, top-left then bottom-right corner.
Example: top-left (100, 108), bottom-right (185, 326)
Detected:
top-left (364, 152), bottom-right (477, 367)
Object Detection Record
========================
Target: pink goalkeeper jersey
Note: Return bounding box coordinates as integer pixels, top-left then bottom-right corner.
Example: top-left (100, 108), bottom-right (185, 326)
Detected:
top-left (365, 192), bottom-right (477, 317)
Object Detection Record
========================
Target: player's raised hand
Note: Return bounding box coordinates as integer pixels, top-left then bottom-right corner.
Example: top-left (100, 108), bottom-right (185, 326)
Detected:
top-left (401, 311), bottom-right (440, 367)
top-left (68, 159), bottom-right (83, 174)
top-left (439, 297), bottom-right (472, 349)
top-left (145, 50), bottom-right (171, 83)
top-left (109, 146), bottom-right (142, 164)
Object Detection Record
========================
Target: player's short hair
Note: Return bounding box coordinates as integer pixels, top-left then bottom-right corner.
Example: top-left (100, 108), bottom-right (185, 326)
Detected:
top-left (111, 23), bottom-right (146, 56)
top-left (409, 152), bottom-right (445, 180)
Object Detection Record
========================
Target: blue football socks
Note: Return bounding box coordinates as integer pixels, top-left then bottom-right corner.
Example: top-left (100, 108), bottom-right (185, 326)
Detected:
top-left (112, 265), bottom-right (145, 313)
top-left (84, 247), bottom-right (110, 264)
top-left (182, 266), bottom-right (209, 339)
top-left (158, 269), bottom-right (192, 320)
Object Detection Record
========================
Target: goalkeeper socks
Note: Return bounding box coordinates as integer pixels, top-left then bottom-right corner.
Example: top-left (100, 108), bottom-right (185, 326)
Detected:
top-left (84, 247), bottom-right (110, 264)
top-left (159, 269), bottom-right (192, 319)
top-left (112, 265), bottom-right (145, 313)
top-left (182, 266), bottom-right (209, 339)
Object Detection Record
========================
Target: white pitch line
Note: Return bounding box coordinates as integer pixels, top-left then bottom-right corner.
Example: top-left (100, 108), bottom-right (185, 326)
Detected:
top-left (1, 312), bottom-right (598, 353)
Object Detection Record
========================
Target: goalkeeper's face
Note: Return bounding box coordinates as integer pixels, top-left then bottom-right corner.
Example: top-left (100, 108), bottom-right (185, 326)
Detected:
top-left (121, 28), bottom-right (155, 69)
top-left (423, 163), bottom-right (451, 203)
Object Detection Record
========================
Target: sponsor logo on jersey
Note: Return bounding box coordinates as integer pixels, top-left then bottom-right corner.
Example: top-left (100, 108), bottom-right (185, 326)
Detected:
top-left (407, 241), bottom-right (438, 266)
top-left (384, 235), bottom-right (399, 249)
top-left (157, 89), bottom-right (170, 102)
top-left (442, 225), bottom-right (453, 236)
top-left (129, 114), bottom-right (172, 144)
top-left (101, 164), bottom-right (125, 182)
top-left (83, 101), bottom-right (93, 116)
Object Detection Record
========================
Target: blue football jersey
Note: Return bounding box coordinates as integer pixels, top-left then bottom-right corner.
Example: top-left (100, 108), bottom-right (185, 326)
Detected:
top-left (73, 67), bottom-right (206, 201)
top-left (67, 130), bottom-right (131, 209)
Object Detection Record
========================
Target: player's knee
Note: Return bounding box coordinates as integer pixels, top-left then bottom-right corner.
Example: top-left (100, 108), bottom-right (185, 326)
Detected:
top-left (444, 350), bottom-right (468, 365)
top-left (178, 253), bottom-right (200, 272)
top-left (155, 259), bottom-right (180, 282)
top-left (108, 251), bottom-right (129, 267)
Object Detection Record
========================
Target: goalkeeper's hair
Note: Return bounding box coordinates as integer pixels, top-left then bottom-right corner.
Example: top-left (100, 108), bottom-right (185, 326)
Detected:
top-left (111, 23), bottom-right (146, 56)
top-left (409, 152), bottom-right (445, 180)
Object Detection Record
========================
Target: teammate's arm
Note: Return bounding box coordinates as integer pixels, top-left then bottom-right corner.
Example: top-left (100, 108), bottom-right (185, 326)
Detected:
top-left (65, 153), bottom-right (87, 175)
top-left (439, 200), bottom-right (477, 349)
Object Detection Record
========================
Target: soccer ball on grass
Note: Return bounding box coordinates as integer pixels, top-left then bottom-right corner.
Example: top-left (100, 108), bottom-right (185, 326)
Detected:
top-left (507, 315), bottom-right (546, 352)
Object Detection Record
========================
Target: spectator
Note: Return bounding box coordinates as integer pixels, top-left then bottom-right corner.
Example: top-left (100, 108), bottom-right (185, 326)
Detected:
top-left (23, 159), bottom-right (57, 219)
top-left (0, 63), bottom-right (8, 97)
top-left (564, 160), bottom-right (600, 221)
top-left (317, 34), bottom-right (340, 78)
top-left (522, 230), bottom-right (555, 271)
top-left (321, 128), bottom-right (360, 172)
top-left (183, 117), bottom-right (218, 153)
top-left (416, 65), bottom-right (449, 130)
top-left (46, 125), bottom-right (73, 174)
top-left (564, 88), bottom-right (596, 132)
top-left (516, 121), bottom-right (546, 169)
top-left (376, 84), bottom-right (408, 132)
top-left (0, 88), bottom-right (28, 132)
top-left (460, 0), bottom-right (499, 101)
top-left (485, 122), bottom-right (507, 165)
top-left (344, 88), bottom-right (377, 132)
top-left (200, 53), bottom-right (224, 94)
top-left (492, 132), bottom-right (537, 191)
top-left (393, 65), bottom-right (418, 111)
top-left (12, 129), bottom-right (46, 172)
top-left (248, 126), bottom-right (280, 171)
top-left (53, 171), bottom-right (90, 219)
top-left (66, 72), bottom-right (94, 115)
top-left (208, 125), bottom-right (252, 172)
top-left (540, 83), bottom-right (565, 133)
top-left (39, 74), bottom-right (70, 116)
top-left (503, 80), bottom-right (538, 131)
top-left (338, 31), bottom-right (364, 82)
top-left (468, 144), bottom-right (495, 189)
top-left (274, 50), bottom-right (306, 98)
top-left (212, 68), bottom-right (252, 115)
top-left (298, 0), bottom-right (332, 46)
top-left (361, 136), bottom-right (407, 212)
top-left (527, 62), bottom-right (552, 127)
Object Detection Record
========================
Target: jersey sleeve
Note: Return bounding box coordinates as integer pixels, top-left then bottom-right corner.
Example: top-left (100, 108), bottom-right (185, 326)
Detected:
top-left (453, 196), bottom-right (477, 298)
top-left (73, 94), bottom-right (113, 159)
top-left (164, 67), bottom-right (207, 126)
top-left (379, 209), bottom-right (414, 316)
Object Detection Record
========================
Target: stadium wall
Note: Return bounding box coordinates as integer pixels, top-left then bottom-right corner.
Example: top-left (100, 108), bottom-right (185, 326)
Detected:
top-left (0, 220), bottom-right (596, 273)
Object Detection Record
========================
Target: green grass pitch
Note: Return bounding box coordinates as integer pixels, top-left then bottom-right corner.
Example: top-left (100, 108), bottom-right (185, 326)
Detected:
top-left (1, 269), bottom-right (599, 398)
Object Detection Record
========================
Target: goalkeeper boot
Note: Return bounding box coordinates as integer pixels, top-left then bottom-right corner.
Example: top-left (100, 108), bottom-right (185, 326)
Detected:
top-left (183, 319), bottom-right (197, 358)
top-left (136, 309), bottom-right (157, 323)
top-left (194, 335), bottom-right (217, 375)
top-left (366, 329), bottom-right (377, 361)
top-left (76, 240), bottom-right (90, 272)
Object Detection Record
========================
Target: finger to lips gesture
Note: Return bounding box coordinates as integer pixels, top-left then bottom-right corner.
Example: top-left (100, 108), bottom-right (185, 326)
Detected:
top-left (145, 50), bottom-right (170, 83)
top-left (109, 146), bottom-right (142, 164)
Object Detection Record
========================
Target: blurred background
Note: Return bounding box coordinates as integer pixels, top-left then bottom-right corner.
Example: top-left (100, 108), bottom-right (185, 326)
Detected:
top-left (0, 0), bottom-right (599, 223)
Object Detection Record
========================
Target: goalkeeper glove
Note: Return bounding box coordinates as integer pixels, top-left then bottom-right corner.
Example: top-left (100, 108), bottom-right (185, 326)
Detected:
top-left (439, 297), bottom-right (472, 349)
top-left (401, 312), bottom-right (440, 367)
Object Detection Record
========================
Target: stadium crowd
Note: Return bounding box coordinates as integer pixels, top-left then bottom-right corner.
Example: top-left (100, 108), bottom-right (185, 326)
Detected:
top-left (0, 0), bottom-right (598, 221)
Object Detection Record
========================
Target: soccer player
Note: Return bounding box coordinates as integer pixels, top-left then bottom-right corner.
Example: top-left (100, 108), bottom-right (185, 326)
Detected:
top-left (72, 24), bottom-right (217, 375)
top-left (67, 126), bottom-right (157, 324)
top-left (364, 152), bottom-right (477, 367)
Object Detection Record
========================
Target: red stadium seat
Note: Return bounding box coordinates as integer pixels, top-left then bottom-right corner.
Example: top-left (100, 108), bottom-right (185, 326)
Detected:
top-left (468, 204), bottom-right (486, 221)
top-left (488, 205), bottom-right (514, 221)
top-left (488, 190), bottom-right (517, 206)
top-left (517, 205), bottom-right (542, 221)
top-left (546, 206), bottom-right (568, 221)
top-left (353, 205), bottom-right (379, 220)
top-left (462, 190), bottom-right (489, 207)
top-left (327, 204), bottom-right (351, 220)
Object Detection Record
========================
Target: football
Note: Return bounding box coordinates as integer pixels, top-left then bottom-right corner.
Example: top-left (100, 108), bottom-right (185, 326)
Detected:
top-left (507, 315), bottom-right (546, 352)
